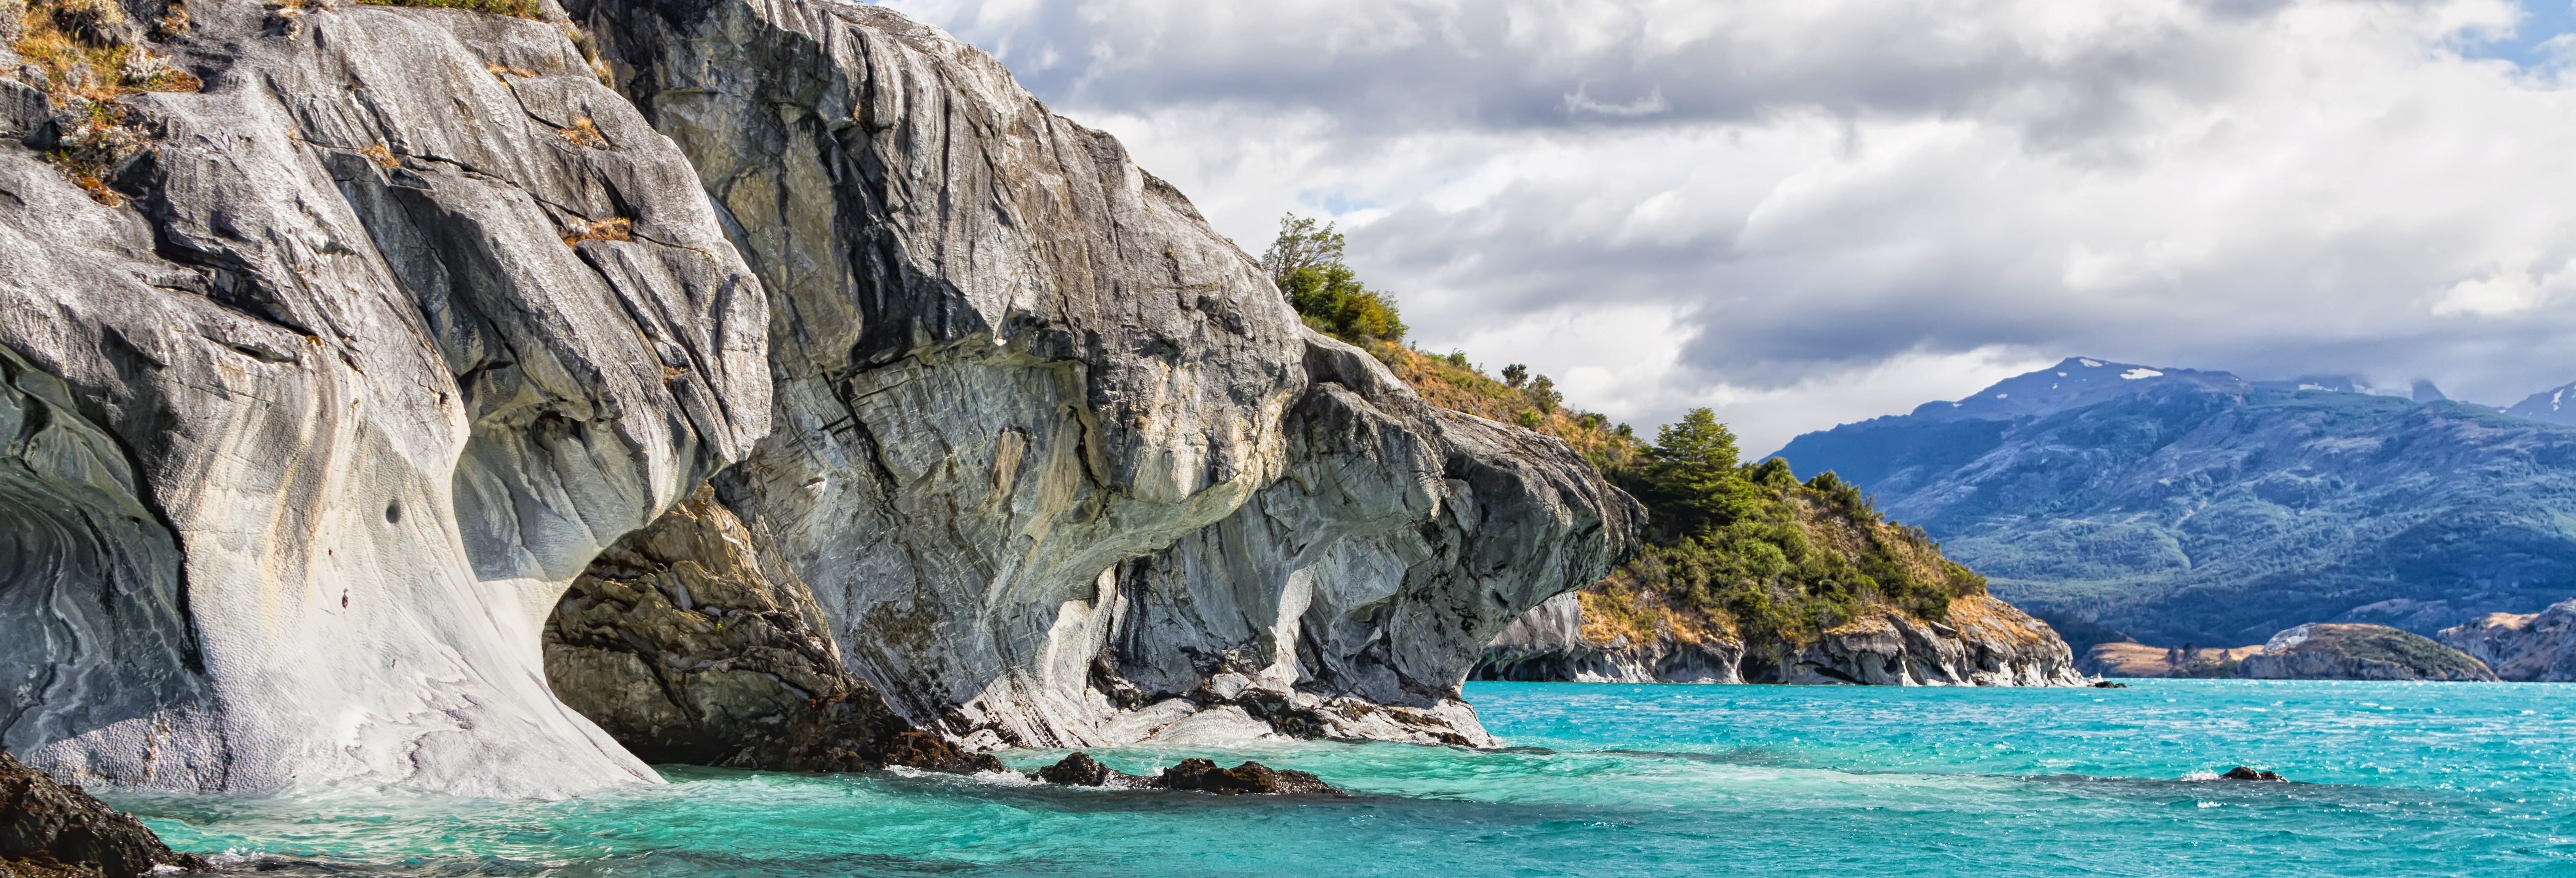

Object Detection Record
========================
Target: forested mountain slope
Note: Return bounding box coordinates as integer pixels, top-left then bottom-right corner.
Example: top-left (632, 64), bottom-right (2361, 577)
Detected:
top-left (1773, 358), bottom-right (2576, 647)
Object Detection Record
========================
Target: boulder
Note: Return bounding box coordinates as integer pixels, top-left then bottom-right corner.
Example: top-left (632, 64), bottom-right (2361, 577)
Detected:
top-left (1, 750), bottom-right (203, 878)
top-left (1150, 758), bottom-right (1334, 796)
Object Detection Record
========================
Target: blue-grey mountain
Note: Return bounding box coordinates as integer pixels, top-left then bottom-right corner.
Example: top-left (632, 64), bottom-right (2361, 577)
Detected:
top-left (1771, 358), bottom-right (2576, 648)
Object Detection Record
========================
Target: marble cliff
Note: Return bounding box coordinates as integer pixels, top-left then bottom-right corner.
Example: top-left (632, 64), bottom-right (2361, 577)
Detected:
top-left (0, 0), bottom-right (1634, 797)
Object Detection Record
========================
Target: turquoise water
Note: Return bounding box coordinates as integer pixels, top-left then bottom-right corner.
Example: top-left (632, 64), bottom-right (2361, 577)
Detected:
top-left (107, 680), bottom-right (2576, 876)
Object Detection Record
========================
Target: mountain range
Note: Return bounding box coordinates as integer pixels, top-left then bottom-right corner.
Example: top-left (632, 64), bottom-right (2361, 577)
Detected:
top-left (1771, 357), bottom-right (2576, 650)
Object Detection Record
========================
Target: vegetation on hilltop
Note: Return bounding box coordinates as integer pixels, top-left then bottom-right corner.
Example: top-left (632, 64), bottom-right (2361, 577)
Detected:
top-left (1258, 216), bottom-right (1989, 650)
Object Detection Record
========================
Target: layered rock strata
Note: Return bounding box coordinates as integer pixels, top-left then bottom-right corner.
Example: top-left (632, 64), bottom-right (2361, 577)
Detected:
top-left (1, 0), bottom-right (1632, 796)
top-left (563, 0), bottom-right (1637, 751)
top-left (2440, 600), bottom-right (2576, 681)
top-left (1, 1), bottom-right (770, 796)
top-left (1476, 593), bottom-right (2084, 686)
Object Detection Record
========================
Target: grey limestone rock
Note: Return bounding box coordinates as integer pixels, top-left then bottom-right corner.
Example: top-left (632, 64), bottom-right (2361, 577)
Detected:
top-left (567, 0), bottom-right (1638, 751)
top-left (0, 0), bottom-right (768, 797)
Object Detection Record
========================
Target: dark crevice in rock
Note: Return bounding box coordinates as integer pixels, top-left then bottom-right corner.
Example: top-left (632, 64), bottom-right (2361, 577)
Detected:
top-left (542, 486), bottom-right (998, 774)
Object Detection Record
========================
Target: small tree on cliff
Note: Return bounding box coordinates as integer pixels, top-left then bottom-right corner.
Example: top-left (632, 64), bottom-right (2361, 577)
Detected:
top-left (1258, 213), bottom-right (1406, 343)
top-left (1631, 408), bottom-right (1759, 539)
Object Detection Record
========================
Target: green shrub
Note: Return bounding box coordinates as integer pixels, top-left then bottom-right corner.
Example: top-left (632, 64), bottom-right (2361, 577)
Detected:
top-left (1260, 214), bottom-right (1407, 344)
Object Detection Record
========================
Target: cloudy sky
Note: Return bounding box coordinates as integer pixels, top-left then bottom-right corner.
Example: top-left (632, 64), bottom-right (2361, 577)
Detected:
top-left (878, 0), bottom-right (2576, 453)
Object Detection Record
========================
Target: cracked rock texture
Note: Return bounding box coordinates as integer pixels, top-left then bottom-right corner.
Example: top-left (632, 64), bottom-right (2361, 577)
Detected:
top-left (566, 0), bottom-right (1637, 751)
top-left (1477, 593), bottom-right (2086, 687)
top-left (0, 0), bottom-right (768, 797)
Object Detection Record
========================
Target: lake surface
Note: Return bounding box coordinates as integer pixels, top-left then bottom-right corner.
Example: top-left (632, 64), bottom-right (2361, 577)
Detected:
top-left (108, 680), bottom-right (2576, 877)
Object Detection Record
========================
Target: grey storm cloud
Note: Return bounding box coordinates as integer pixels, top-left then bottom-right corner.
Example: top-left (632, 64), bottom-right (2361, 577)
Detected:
top-left (882, 0), bottom-right (2576, 451)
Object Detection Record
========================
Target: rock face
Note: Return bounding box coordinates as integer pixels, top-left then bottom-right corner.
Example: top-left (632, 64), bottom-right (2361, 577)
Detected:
top-left (1476, 593), bottom-right (2085, 686)
top-left (1, 749), bottom-right (204, 878)
top-left (542, 488), bottom-right (998, 773)
top-left (2440, 600), bottom-right (2576, 681)
top-left (562, 0), bottom-right (1637, 752)
top-left (2237, 624), bottom-right (2496, 682)
top-left (2, 0), bottom-right (1631, 794)
top-left (0, 1), bottom-right (769, 796)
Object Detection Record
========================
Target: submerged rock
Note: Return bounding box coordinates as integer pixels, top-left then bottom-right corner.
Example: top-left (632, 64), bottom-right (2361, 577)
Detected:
top-left (1477, 593), bottom-right (2086, 687)
top-left (2218, 766), bottom-right (2284, 782)
top-left (0, 750), bottom-right (203, 878)
top-left (1150, 759), bottom-right (1334, 796)
top-left (1026, 752), bottom-right (1333, 794)
top-left (1031, 752), bottom-right (1144, 788)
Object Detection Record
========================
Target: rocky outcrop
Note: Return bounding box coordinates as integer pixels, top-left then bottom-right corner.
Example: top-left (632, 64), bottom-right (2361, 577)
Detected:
top-left (559, 0), bottom-right (1637, 753)
top-left (1475, 594), bottom-right (1745, 683)
top-left (2440, 600), bottom-right (2576, 681)
top-left (2237, 623), bottom-right (2496, 681)
top-left (1475, 593), bottom-right (2085, 686)
top-left (2, 750), bottom-right (203, 878)
top-left (543, 487), bottom-right (998, 774)
top-left (1027, 752), bottom-right (1335, 795)
top-left (2, 0), bottom-right (1630, 795)
top-left (1, 0), bottom-right (769, 797)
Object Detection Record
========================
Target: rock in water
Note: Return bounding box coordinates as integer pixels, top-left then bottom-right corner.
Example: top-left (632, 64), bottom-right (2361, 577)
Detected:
top-left (1151, 758), bottom-right (1334, 796)
top-left (563, 0), bottom-right (1638, 751)
top-left (0, 4), bottom-right (769, 796)
top-left (2236, 624), bottom-right (2497, 682)
top-left (1033, 752), bottom-right (1122, 787)
top-left (2219, 766), bottom-right (2284, 782)
top-left (0, 750), bottom-right (204, 877)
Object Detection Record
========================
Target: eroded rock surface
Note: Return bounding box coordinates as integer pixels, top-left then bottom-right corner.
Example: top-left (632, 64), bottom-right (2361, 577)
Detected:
top-left (1477, 593), bottom-right (2085, 686)
top-left (563, 0), bottom-right (1637, 751)
top-left (0, 0), bottom-right (769, 796)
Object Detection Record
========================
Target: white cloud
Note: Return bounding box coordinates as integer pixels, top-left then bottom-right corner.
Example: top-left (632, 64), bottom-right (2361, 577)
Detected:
top-left (877, 0), bottom-right (2576, 439)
